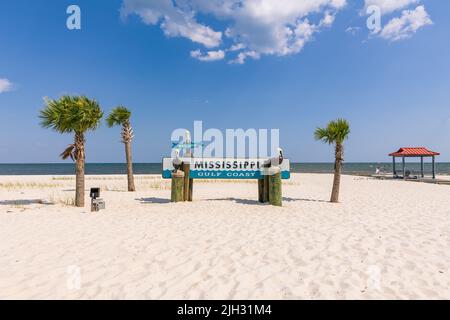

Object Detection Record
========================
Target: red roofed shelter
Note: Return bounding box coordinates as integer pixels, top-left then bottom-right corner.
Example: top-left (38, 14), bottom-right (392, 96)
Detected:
top-left (389, 147), bottom-right (440, 179)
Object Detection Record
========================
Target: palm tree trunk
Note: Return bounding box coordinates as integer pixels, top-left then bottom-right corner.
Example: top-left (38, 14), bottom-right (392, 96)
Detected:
top-left (330, 143), bottom-right (343, 203)
top-left (125, 141), bottom-right (136, 192)
top-left (74, 132), bottom-right (85, 207)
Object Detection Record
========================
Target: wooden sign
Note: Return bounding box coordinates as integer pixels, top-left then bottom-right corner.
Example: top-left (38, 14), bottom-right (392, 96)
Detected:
top-left (162, 158), bottom-right (290, 179)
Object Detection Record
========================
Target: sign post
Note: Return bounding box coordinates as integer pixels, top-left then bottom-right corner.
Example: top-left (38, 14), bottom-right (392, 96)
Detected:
top-left (268, 167), bottom-right (282, 206)
top-left (172, 133), bottom-right (198, 201)
top-left (171, 170), bottom-right (185, 202)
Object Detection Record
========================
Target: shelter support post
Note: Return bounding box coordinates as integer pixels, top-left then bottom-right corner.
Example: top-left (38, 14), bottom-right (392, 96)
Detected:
top-left (402, 156), bottom-right (406, 179)
top-left (420, 156), bottom-right (424, 178)
top-left (392, 157), bottom-right (396, 177)
top-left (432, 156), bottom-right (436, 179)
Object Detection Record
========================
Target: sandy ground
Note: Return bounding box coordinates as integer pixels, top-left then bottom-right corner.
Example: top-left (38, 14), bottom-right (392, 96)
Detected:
top-left (0, 173), bottom-right (449, 300)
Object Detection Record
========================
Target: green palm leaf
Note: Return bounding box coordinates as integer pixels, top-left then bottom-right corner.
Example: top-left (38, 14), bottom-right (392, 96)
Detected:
top-left (39, 95), bottom-right (103, 134)
top-left (106, 106), bottom-right (131, 128)
top-left (314, 118), bottom-right (350, 145)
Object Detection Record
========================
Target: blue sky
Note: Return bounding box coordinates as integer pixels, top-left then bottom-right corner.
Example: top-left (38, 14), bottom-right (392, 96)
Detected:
top-left (0, 0), bottom-right (449, 163)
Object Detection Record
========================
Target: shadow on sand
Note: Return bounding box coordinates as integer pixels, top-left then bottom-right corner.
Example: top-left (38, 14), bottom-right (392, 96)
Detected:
top-left (207, 197), bottom-right (329, 205)
top-left (283, 197), bottom-right (329, 203)
top-left (137, 197), bottom-right (171, 204)
top-left (0, 199), bottom-right (53, 206)
top-left (135, 197), bottom-right (329, 205)
top-left (206, 197), bottom-right (263, 205)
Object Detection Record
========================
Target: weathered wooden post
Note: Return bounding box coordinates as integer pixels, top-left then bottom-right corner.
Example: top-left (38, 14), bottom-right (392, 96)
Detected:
top-left (181, 162), bottom-right (190, 202)
top-left (258, 179), bottom-right (264, 203)
top-left (269, 167), bottom-right (282, 207)
top-left (187, 153), bottom-right (193, 202)
top-left (263, 175), bottom-right (270, 203)
top-left (188, 177), bottom-right (193, 201)
top-left (171, 170), bottom-right (185, 202)
top-left (258, 173), bottom-right (270, 203)
top-left (184, 131), bottom-right (193, 201)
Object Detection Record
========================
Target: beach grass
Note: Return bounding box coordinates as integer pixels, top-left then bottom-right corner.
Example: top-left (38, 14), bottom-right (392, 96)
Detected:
top-left (0, 182), bottom-right (63, 190)
top-left (48, 194), bottom-right (76, 206)
top-left (52, 175), bottom-right (162, 181)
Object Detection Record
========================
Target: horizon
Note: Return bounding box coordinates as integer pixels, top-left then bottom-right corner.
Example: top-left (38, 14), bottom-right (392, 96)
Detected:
top-left (1, 161), bottom-right (450, 165)
top-left (3, 161), bottom-right (449, 177)
top-left (1, 0), bottom-right (449, 163)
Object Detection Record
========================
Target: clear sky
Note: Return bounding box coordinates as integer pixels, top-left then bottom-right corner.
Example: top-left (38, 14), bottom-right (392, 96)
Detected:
top-left (0, 0), bottom-right (449, 163)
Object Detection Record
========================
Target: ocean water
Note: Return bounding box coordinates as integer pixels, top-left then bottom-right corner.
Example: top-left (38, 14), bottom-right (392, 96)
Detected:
top-left (1, 163), bottom-right (449, 176)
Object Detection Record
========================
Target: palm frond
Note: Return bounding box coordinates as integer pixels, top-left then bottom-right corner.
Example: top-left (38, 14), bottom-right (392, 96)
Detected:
top-left (314, 127), bottom-right (332, 144)
top-left (39, 95), bottom-right (103, 134)
top-left (60, 144), bottom-right (76, 161)
top-left (106, 106), bottom-right (131, 128)
top-left (314, 119), bottom-right (350, 145)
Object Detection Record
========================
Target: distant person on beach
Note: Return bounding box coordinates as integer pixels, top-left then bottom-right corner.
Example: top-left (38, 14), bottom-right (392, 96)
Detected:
top-left (375, 167), bottom-right (381, 175)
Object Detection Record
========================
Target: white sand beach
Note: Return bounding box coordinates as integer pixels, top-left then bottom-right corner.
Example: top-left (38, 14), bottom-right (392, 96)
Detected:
top-left (1, 173), bottom-right (450, 299)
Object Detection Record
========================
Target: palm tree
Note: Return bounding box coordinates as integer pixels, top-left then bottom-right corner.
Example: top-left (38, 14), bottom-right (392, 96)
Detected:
top-left (314, 119), bottom-right (350, 203)
top-left (106, 106), bottom-right (136, 192)
top-left (40, 96), bottom-right (103, 207)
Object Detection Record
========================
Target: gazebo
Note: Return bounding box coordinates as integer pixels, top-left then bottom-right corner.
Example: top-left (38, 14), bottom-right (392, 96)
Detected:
top-left (389, 147), bottom-right (440, 179)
